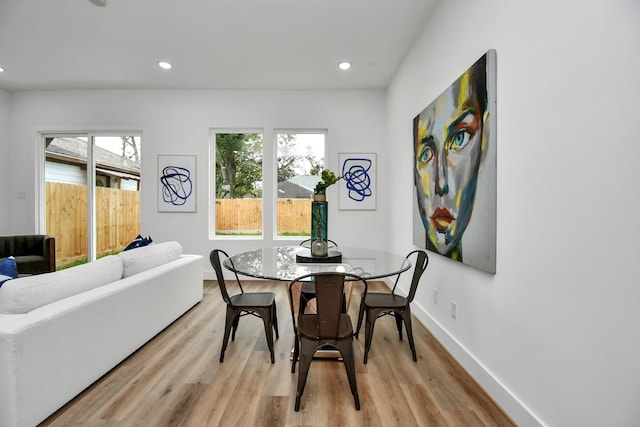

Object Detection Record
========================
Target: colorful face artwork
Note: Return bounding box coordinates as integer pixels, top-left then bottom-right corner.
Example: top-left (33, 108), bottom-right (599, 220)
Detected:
top-left (413, 53), bottom-right (491, 265)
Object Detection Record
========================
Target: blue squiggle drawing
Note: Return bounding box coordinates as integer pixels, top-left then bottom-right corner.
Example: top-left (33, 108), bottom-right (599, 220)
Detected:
top-left (342, 158), bottom-right (373, 202)
top-left (160, 166), bottom-right (193, 206)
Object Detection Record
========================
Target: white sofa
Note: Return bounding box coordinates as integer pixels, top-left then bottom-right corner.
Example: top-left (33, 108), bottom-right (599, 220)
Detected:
top-left (0, 241), bottom-right (203, 427)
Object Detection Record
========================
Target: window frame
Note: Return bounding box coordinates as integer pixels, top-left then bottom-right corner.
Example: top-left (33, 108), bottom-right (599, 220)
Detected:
top-left (273, 129), bottom-right (327, 241)
top-left (209, 128), bottom-right (265, 240)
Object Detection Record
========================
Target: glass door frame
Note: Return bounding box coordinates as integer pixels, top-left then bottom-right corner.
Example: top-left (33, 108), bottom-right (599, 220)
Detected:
top-left (39, 131), bottom-right (142, 264)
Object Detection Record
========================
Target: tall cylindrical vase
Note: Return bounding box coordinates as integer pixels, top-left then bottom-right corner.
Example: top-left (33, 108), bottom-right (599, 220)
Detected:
top-left (311, 193), bottom-right (328, 257)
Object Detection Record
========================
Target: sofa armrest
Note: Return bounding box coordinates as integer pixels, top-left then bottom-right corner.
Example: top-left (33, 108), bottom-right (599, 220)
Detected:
top-left (44, 236), bottom-right (56, 272)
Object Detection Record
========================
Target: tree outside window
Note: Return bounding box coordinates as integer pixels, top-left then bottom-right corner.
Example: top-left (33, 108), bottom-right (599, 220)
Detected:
top-left (276, 132), bottom-right (325, 237)
top-left (214, 132), bottom-right (263, 236)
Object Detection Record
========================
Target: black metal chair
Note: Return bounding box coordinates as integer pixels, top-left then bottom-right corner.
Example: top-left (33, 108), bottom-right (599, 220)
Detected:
top-left (354, 249), bottom-right (429, 363)
top-left (209, 249), bottom-right (279, 363)
top-left (297, 238), bottom-right (340, 309)
top-left (287, 272), bottom-right (367, 411)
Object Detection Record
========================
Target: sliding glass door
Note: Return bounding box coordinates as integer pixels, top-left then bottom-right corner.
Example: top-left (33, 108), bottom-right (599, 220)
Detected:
top-left (43, 134), bottom-right (141, 268)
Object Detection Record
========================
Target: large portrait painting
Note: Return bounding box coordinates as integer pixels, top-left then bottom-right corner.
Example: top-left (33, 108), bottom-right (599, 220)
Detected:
top-left (412, 50), bottom-right (496, 273)
top-left (158, 154), bottom-right (197, 212)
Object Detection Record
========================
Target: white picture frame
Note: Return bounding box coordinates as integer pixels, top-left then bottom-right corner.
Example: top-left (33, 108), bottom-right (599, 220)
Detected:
top-left (158, 154), bottom-right (197, 212)
top-left (338, 152), bottom-right (376, 211)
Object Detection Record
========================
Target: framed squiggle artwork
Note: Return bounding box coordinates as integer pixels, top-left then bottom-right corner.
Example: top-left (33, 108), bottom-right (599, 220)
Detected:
top-left (338, 152), bottom-right (376, 211)
top-left (158, 155), bottom-right (197, 212)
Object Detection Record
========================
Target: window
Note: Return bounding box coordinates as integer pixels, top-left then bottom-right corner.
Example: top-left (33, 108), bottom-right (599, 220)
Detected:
top-left (275, 131), bottom-right (325, 237)
top-left (212, 130), bottom-right (263, 237)
top-left (44, 134), bottom-right (142, 268)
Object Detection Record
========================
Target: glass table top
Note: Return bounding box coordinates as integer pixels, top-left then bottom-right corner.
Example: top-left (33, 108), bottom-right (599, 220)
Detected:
top-left (223, 246), bottom-right (411, 281)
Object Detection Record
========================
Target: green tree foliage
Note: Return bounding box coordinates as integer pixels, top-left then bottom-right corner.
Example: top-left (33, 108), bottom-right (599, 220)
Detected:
top-left (215, 133), bottom-right (262, 198)
top-left (277, 133), bottom-right (300, 183)
top-left (278, 133), bottom-right (325, 181)
top-left (308, 157), bottom-right (323, 176)
top-left (216, 132), bottom-right (322, 199)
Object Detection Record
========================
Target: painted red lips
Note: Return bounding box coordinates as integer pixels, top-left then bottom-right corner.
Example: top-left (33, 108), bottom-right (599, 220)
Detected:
top-left (430, 207), bottom-right (454, 232)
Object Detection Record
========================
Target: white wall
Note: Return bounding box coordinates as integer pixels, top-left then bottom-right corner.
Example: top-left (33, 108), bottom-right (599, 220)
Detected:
top-left (0, 89), bottom-right (9, 232)
top-left (7, 89), bottom-right (388, 272)
top-left (6, 1), bottom-right (640, 424)
top-left (387, 0), bottom-right (640, 426)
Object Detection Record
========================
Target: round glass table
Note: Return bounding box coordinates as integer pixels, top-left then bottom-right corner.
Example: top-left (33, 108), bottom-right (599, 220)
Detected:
top-left (222, 246), bottom-right (411, 281)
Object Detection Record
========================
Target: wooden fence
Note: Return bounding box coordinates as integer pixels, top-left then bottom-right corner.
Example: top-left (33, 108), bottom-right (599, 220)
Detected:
top-left (46, 182), bottom-right (312, 265)
top-left (215, 198), bottom-right (312, 235)
top-left (46, 182), bottom-right (141, 265)
top-left (276, 198), bottom-right (312, 234)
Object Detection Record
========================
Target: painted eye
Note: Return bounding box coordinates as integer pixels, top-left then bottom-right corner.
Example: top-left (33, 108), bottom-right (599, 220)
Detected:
top-left (450, 130), bottom-right (471, 150)
top-left (418, 146), bottom-right (433, 164)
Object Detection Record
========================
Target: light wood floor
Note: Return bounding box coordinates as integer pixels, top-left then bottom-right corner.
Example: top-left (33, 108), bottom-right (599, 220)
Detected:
top-left (40, 280), bottom-right (515, 427)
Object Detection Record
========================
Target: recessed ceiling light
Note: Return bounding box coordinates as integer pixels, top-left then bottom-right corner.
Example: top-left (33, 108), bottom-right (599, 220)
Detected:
top-left (89, 0), bottom-right (107, 6)
top-left (158, 61), bottom-right (172, 70)
top-left (338, 62), bottom-right (351, 71)
top-left (0, 67), bottom-right (5, 73)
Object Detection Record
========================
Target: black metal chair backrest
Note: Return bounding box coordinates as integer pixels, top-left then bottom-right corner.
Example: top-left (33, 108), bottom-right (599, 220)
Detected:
top-left (210, 248), bottom-right (245, 304)
top-left (312, 273), bottom-right (345, 339)
top-left (288, 272), bottom-right (367, 337)
top-left (391, 249), bottom-right (429, 303)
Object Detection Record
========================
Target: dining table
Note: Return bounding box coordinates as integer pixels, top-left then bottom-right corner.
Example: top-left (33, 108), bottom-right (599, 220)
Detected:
top-left (222, 245), bottom-right (412, 282)
top-left (222, 245), bottom-right (412, 359)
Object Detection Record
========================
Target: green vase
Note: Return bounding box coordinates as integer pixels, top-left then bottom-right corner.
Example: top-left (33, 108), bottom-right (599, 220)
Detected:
top-left (311, 197), bottom-right (328, 257)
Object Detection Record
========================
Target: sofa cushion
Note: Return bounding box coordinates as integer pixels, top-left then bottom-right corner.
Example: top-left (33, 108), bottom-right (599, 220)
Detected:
top-left (0, 255), bottom-right (124, 314)
top-left (0, 256), bottom-right (19, 287)
top-left (118, 241), bottom-right (183, 278)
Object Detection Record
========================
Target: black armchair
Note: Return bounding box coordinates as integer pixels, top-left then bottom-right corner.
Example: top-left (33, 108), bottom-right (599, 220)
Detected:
top-left (0, 235), bottom-right (56, 275)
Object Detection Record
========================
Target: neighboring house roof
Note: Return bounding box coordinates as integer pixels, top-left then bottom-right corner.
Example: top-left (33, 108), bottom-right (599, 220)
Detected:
top-left (46, 137), bottom-right (140, 176)
top-left (288, 175), bottom-right (321, 191)
top-left (277, 175), bottom-right (321, 199)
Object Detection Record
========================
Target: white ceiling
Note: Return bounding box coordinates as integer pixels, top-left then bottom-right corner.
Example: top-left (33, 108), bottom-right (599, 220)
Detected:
top-left (0, 0), bottom-right (438, 91)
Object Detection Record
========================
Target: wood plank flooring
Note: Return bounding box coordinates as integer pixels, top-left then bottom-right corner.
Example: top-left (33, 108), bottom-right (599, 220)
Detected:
top-left (40, 280), bottom-right (515, 427)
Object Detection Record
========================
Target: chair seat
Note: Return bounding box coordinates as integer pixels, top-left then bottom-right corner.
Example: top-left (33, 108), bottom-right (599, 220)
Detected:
top-left (298, 313), bottom-right (353, 340)
top-left (230, 292), bottom-right (275, 307)
top-left (364, 292), bottom-right (407, 309)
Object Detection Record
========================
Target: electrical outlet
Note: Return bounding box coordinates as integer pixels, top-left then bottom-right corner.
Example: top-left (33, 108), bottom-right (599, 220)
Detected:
top-left (450, 301), bottom-right (457, 319)
top-left (433, 288), bottom-right (438, 304)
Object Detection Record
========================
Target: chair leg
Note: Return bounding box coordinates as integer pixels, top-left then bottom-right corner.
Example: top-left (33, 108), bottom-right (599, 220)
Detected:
top-left (291, 337), bottom-right (299, 373)
top-left (272, 302), bottom-right (279, 339)
top-left (354, 297), bottom-right (366, 339)
top-left (363, 308), bottom-right (380, 364)
top-left (294, 339), bottom-right (314, 411)
top-left (394, 312), bottom-right (404, 341)
top-left (258, 308), bottom-right (276, 364)
top-left (220, 307), bottom-right (237, 363)
top-left (335, 340), bottom-right (360, 410)
top-left (401, 308), bottom-right (417, 362)
top-left (231, 314), bottom-right (240, 341)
